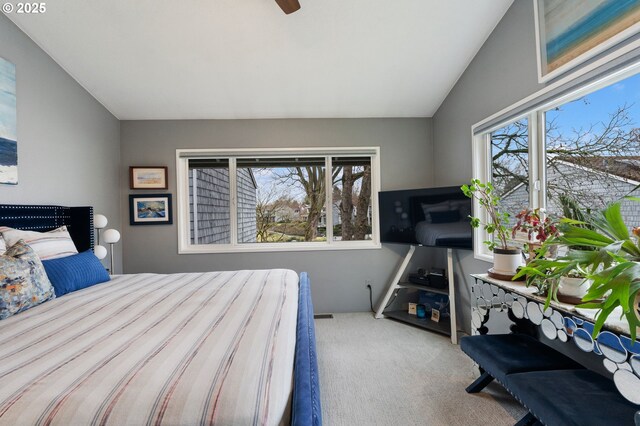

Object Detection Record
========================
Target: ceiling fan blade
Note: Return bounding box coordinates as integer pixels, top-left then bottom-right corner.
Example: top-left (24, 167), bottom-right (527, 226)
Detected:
top-left (275, 0), bottom-right (301, 14)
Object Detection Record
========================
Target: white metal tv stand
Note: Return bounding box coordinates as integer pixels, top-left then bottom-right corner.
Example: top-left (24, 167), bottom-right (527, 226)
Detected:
top-left (374, 245), bottom-right (458, 344)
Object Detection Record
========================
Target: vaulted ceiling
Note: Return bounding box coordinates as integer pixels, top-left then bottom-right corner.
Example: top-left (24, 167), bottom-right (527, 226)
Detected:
top-left (7, 0), bottom-right (513, 119)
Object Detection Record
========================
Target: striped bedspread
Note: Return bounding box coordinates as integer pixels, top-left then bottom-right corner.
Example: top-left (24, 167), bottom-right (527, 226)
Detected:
top-left (0, 269), bottom-right (299, 426)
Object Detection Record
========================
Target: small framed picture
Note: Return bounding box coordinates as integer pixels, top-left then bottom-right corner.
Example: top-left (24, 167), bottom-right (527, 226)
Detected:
top-left (129, 166), bottom-right (168, 189)
top-left (129, 194), bottom-right (172, 226)
top-left (431, 308), bottom-right (440, 323)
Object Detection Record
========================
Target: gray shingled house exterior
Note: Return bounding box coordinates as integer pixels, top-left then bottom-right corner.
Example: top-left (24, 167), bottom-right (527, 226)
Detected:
top-left (189, 168), bottom-right (258, 244)
top-left (500, 157), bottom-right (640, 227)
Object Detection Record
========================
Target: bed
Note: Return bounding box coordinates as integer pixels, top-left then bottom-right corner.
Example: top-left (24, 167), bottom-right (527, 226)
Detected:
top-left (410, 196), bottom-right (472, 248)
top-left (0, 204), bottom-right (322, 426)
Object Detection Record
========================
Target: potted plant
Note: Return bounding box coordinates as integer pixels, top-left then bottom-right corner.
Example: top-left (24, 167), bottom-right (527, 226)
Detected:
top-left (461, 179), bottom-right (523, 277)
top-left (511, 208), bottom-right (559, 260)
top-left (516, 201), bottom-right (640, 339)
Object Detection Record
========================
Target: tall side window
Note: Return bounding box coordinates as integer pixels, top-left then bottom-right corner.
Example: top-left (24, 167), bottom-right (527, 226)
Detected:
top-left (491, 118), bottom-right (529, 227)
top-left (544, 73), bottom-right (640, 223)
top-left (176, 148), bottom-right (380, 253)
top-left (473, 64), bottom-right (640, 261)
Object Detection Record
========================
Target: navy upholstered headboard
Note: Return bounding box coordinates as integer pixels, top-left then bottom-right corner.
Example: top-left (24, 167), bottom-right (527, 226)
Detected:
top-left (0, 204), bottom-right (94, 252)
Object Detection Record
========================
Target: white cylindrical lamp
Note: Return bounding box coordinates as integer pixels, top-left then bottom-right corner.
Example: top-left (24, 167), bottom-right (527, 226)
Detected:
top-left (93, 244), bottom-right (108, 260)
top-left (94, 214), bottom-right (108, 245)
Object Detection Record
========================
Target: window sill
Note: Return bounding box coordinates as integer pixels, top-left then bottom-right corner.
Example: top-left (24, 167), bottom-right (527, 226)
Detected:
top-left (474, 251), bottom-right (493, 263)
top-left (178, 241), bottom-right (382, 254)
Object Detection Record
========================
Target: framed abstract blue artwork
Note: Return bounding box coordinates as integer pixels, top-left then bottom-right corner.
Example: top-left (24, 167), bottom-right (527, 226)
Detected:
top-left (0, 57), bottom-right (17, 185)
top-left (129, 194), bottom-right (173, 225)
top-left (535, 0), bottom-right (640, 83)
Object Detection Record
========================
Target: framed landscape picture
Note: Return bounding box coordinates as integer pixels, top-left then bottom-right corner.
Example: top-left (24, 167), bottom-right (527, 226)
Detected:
top-left (0, 57), bottom-right (17, 185)
top-left (129, 194), bottom-right (173, 225)
top-left (535, 0), bottom-right (640, 83)
top-left (129, 166), bottom-right (168, 189)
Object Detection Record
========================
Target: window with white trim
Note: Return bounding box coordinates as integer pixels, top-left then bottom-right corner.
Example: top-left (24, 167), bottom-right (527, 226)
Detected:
top-left (473, 64), bottom-right (640, 261)
top-left (176, 148), bottom-right (381, 253)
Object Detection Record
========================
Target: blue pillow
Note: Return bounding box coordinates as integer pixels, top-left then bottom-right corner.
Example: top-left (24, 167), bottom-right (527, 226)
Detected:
top-left (429, 209), bottom-right (460, 224)
top-left (42, 250), bottom-right (110, 296)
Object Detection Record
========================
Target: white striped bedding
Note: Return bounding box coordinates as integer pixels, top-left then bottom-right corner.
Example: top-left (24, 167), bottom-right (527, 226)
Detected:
top-left (0, 269), bottom-right (299, 426)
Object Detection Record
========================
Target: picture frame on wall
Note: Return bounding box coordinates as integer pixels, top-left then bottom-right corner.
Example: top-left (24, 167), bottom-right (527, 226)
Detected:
top-left (129, 166), bottom-right (168, 189)
top-left (0, 56), bottom-right (17, 185)
top-left (534, 0), bottom-right (640, 83)
top-left (129, 194), bottom-right (173, 226)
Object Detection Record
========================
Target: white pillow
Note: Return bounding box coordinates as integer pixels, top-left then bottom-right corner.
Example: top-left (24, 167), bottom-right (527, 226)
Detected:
top-left (450, 199), bottom-right (472, 220)
top-left (0, 226), bottom-right (78, 260)
top-left (421, 201), bottom-right (450, 223)
top-left (0, 235), bottom-right (5, 254)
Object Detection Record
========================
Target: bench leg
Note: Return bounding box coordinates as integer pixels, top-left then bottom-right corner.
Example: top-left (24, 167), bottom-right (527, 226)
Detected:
top-left (465, 371), bottom-right (494, 393)
top-left (514, 412), bottom-right (537, 426)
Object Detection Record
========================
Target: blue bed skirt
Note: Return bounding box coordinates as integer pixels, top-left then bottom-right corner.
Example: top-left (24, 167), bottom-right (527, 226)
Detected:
top-left (291, 272), bottom-right (322, 426)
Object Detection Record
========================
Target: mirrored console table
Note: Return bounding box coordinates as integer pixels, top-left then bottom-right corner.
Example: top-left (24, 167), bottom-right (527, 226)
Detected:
top-left (471, 273), bottom-right (640, 413)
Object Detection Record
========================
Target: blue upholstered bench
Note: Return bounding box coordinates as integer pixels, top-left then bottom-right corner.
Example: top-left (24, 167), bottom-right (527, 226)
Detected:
top-left (506, 369), bottom-right (639, 426)
top-left (460, 334), bottom-right (583, 393)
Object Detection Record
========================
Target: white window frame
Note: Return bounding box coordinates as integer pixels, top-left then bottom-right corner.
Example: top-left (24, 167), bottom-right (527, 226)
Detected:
top-left (471, 59), bottom-right (640, 262)
top-left (176, 147), bottom-right (381, 254)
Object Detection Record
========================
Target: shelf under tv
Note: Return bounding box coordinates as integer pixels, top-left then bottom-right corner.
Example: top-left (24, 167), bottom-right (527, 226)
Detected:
top-left (383, 310), bottom-right (451, 336)
top-left (397, 281), bottom-right (449, 296)
top-left (374, 245), bottom-right (458, 344)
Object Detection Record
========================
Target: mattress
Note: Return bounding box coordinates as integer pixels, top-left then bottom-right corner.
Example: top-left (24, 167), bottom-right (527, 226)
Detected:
top-left (414, 220), bottom-right (471, 247)
top-left (0, 269), bottom-right (299, 426)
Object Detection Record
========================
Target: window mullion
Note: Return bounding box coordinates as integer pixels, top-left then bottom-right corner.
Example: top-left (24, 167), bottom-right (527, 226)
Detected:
top-left (536, 110), bottom-right (547, 212)
top-left (229, 157), bottom-right (238, 246)
top-left (528, 111), bottom-right (540, 210)
top-left (482, 133), bottom-right (492, 257)
top-left (325, 156), bottom-right (333, 244)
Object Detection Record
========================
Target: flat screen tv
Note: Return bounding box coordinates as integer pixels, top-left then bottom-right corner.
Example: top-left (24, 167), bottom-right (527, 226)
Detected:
top-left (378, 186), bottom-right (473, 250)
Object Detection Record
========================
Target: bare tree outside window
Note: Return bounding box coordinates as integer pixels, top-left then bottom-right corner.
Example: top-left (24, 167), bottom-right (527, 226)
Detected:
top-left (490, 73), bottom-right (640, 229)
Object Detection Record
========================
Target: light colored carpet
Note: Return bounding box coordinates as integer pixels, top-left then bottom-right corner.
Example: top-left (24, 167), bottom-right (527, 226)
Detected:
top-left (315, 313), bottom-right (526, 426)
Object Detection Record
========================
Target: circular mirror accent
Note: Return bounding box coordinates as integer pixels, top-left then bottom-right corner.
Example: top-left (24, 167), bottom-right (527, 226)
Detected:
top-left (557, 329), bottom-right (568, 343)
top-left (471, 284), bottom-right (482, 296)
top-left (564, 317), bottom-right (577, 336)
top-left (477, 298), bottom-right (489, 315)
top-left (593, 343), bottom-right (603, 356)
top-left (613, 369), bottom-right (640, 404)
top-left (482, 283), bottom-right (493, 300)
top-left (603, 358), bottom-right (618, 374)
top-left (471, 310), bottom-right (484, 329)
top-left (541, 305), bottom-right (553, 318)
top-left (618, 362), bottom-right (632, 372)
top-left (497, 288), bottom-right (506, 302)
top-left (491, 284), bottom-right (499, 295)
top-left (631, 355), bottom-right (640, 376)
top-left (597, 331), bottom-right (628, 363)
top-left (527, 301), bottom-right (543, 325)
top-left (504, 293), bottom-right (514, 307)
top-left (491, 296), bottom-right (501, 308)
top-left (550, 311), bottom-right (564, 330)
top-left (574, 328), bottom-right (594, 352)
top-left (511, 301), bottom-right (525, 319)
top-left (541, 318), bottom-right (557, 340)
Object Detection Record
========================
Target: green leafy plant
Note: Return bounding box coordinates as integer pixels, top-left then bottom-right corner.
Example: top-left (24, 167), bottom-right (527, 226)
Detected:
top-left (461, 179), bottom-right (511, 251)
top-left (515, 201), bottom-right (640, 339)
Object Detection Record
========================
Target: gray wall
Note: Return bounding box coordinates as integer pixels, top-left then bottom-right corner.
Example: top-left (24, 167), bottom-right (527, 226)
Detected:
top-left (0, 15), bottom-right (122, 271)
top-left (432, 0), bottom-right (543, 334)
top-left (120, 118), bottom-right (434, 313)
